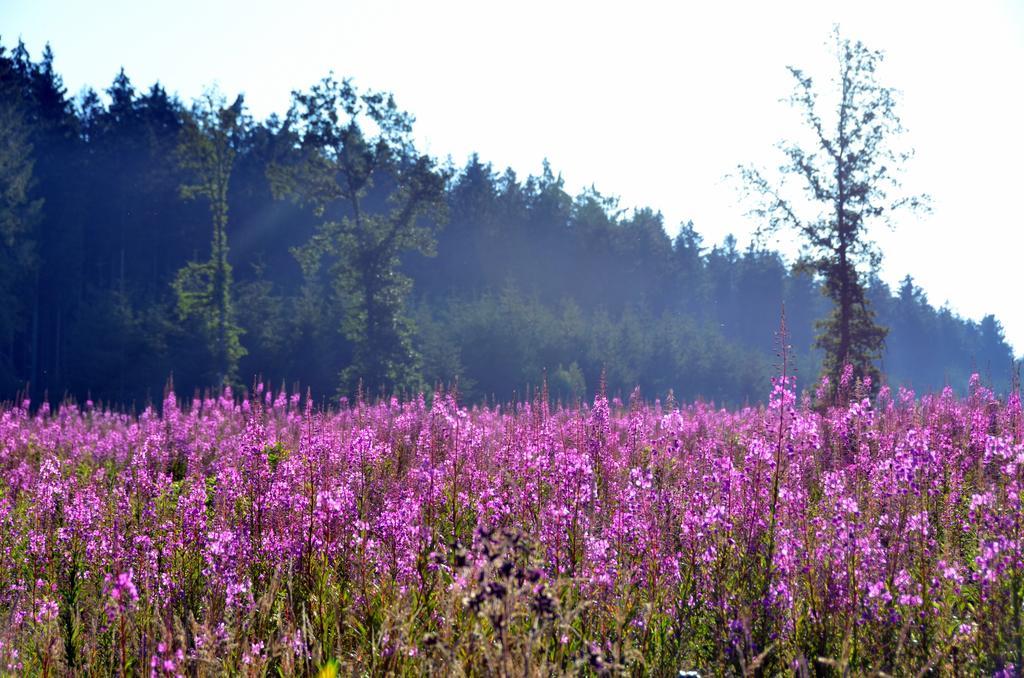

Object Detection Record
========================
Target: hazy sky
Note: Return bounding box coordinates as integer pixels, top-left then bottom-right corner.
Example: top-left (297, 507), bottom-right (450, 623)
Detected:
top-left (6, 0), bottom-right (1024, 355)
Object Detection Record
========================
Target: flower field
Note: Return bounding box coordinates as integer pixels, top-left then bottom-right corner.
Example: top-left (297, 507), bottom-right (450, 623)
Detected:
top-left (1, 372), bottom-right (1023, 675)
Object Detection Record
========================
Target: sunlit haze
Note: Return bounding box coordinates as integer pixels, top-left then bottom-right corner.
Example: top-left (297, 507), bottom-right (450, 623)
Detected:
top-left (7, 0), bottom-right (1024, 353)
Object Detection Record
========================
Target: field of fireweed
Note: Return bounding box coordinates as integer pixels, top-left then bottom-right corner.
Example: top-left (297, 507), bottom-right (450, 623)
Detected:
top-left (0, 370), bottom-right (1022, 676)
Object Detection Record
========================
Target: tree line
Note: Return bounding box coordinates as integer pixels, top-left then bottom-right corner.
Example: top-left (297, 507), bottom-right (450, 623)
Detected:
top-left (0, 38), bottom-right (1016, 406)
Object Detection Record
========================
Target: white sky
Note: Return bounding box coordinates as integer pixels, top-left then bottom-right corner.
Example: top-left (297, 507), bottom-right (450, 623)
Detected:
top-left (6, 0), bottom-right (1024, 355)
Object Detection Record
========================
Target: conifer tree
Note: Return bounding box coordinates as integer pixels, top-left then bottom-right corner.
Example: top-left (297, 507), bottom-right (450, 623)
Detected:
top-left (0, 59), bottom-right (41, 389)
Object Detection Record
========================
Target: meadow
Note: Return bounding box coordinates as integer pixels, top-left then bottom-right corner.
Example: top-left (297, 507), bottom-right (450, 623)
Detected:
top-left (0, 369), bottom-right (1022, 675)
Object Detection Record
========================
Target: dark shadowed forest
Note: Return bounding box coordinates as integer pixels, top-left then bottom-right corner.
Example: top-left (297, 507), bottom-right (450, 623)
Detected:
top-left (0, 39), bottom-right (1016, 406)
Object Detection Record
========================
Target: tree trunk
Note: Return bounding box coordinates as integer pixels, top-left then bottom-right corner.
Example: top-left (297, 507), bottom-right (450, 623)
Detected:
top-left (54, 306), bottom-right (60, 388)
top-left (838, 242), bottom-right (851, 370)
top-left (30, 270), bottom-right (39, 394)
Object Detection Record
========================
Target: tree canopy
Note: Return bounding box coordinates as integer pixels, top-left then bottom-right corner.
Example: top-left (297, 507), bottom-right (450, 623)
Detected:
top-left (0, 37), bottom-right (1016, 406)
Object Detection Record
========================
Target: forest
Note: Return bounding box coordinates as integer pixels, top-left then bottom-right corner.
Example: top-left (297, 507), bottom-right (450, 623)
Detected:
top-left (0, 38), bottom-right (1017, 406)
